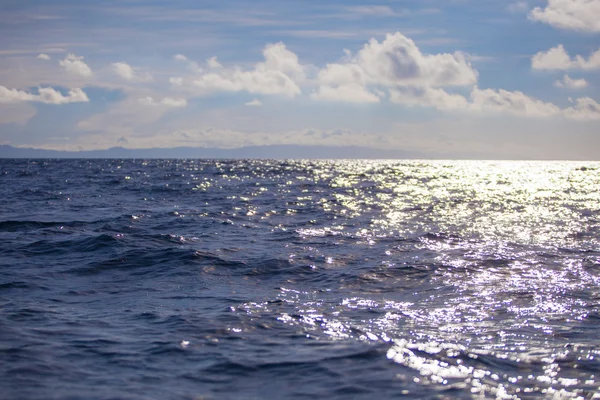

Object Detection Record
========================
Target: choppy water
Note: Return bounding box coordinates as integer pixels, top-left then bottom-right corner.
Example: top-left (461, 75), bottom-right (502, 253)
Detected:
top-left (1, 159), bottom-right (599, 399)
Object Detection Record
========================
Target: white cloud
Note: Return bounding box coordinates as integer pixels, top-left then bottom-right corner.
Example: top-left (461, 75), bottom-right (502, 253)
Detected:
top-left (171, 53), bottom-right (207, 74)
top-left (311, 63), bottom-right (380, 103)
top-left (138, 96), bottom-right (187, 107)
top-left (314, 63), bottom-right (367, 88)
top-left (111, 62), bottom-right (152, 82)
top-left (532, 45), bottom-right (600, 70)
top-left (37, 53), bottom-right (50, 60)
top-left (469, 87), bottom-right (561, 117)
top-left (194, 73), bottom-right (247, 92)
top-left (529, 0), bottom-right (600, 32)
top-left (357, 33), bottom-right (477, 87)
top-left (261, 43), bottom-right (305, 81)
top-left (207, 56), bottom-right (222, 69)
top-left (309, 33), bottom-right (583, 120)
top-left (312, 83), bottom-right (381, 103)
top-left (389, 86), bottom-right (562, 118)
top-left (173, 53), bottom-right (203, 72)
top-left (0, 86), bottom-right (89, 104)
top-left (390, 86), bottom-right (469, 110)
top-left (193, 42), bottom-right (304, 97)
top-left (394, 85), bottom-right (600, 121)
top-left (169, 77), bottom-right (183, 86)
top-left (531, 45), bottom-right (573, 70)
top-left (563, 97), bottom-right (600, 120)
top-left (245, 99), bottom-right (262, 106)
top-left (312, 32), bottom-right (477, 103)
top-left (59, 53), bottom-right (92, 77)
top-left (161, 98), bottom-right (187, 107)
top-left (554, 74), bottom-right (589, 89)
top-left (112, 62), bottom-right (135, 80)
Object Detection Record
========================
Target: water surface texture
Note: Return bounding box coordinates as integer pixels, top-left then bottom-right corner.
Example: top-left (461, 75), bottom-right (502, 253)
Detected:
top-left (1, 159), bottom-right (599, 399)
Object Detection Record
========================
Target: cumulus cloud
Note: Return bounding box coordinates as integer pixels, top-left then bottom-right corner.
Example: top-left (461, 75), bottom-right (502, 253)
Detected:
top-left (529, 0), bottom-right (600, 32)
top-left (390, 85), bottom-right (599, 120)
top-left (312, 83), bottom-right (381, 103)
top-left (531, 45), bottom-right (573, 70)
top-left (207, 56), bottom-right (222, 69)
top-left (310, 63), bottom-right (380, 102)
top-left (172, 53), bottom-right (204, 72)
top-left (138, 96), bottom-right (187, 107)
top-left (390, 86), bottom-right (469, 110)
top-left (37, 53), bottom-right (50, 60)
top-left (111, 62), bottom-right (152, 81)
top-left (554, 74), bottom-right (588, 89)
top-left (112, 62), bottom-right (135, 80)
top-left (193, 42), bottom-right (304, 97)
top-left (563, 97), bottom-right (600, 120)
top-left (389, 86), bottom-right (561, 117)
top-left (245, 99), bottom-right (262, 106)
top-left (358, 33), bottom-right (477, 87)
top-left (312, 32), bottom-right (477, 103)
top-left (532, 45), bottom-right (600, 70)
top-left (59, 53), bottom-right (92, 77)
top-left (0, 86), bottom-right (89, 104)
top-left (310, 32), bottom-right (583, 119)
top-left (469, 87), bottom-right (561, 117)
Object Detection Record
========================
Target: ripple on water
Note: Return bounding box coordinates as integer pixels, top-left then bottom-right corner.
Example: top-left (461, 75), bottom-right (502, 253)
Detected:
top-left (1, 159), bottom-right (599, 399)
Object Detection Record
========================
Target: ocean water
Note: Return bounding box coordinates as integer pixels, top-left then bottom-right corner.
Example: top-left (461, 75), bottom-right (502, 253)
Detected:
top-left (0, 158), bottom-right (599, 400)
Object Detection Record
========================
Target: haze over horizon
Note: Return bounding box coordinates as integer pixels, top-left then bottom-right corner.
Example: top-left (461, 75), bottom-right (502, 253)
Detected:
top-left (1, 0), bottom-right (599, 159)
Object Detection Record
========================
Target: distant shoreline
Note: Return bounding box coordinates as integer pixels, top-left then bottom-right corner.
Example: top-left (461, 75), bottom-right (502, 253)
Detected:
top-left (1, 145), bottom-right (597, 161)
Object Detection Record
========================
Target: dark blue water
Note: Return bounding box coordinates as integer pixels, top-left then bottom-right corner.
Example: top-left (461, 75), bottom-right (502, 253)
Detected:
top-left (1, 159), bottom-right (599, 399)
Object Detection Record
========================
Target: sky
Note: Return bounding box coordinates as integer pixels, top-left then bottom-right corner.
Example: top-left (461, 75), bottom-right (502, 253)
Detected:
top-left (0, 0), bottom-right (599, 159)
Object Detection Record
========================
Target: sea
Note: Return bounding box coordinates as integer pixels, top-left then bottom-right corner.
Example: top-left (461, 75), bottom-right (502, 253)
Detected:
top-left (0, 158), bottom-right (599, 399)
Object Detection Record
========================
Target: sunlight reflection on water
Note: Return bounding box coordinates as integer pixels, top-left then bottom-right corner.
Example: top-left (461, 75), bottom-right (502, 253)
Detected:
top-left (237, 160), bottom-right (600, 398)
top-left (2, 159), bottom-right (599, 399)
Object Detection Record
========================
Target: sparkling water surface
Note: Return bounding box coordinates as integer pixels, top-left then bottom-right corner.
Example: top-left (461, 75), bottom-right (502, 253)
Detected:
top-left (1, 159), bottom-right (599, 399)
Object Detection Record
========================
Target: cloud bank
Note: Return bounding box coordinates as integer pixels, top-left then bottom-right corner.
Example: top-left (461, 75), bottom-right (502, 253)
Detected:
top-left (0, 86), bottom-right (89, 104)
top-left (529, 0), bottom-right (600, 32)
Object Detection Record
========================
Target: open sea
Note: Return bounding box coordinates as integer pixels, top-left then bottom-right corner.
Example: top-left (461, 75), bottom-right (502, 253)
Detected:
top-left (0, 158), bottom-right (599, 399)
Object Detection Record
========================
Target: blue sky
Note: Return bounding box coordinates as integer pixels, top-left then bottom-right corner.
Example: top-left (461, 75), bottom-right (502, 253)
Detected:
top-left (0, 0), bottom-right (599, 159)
